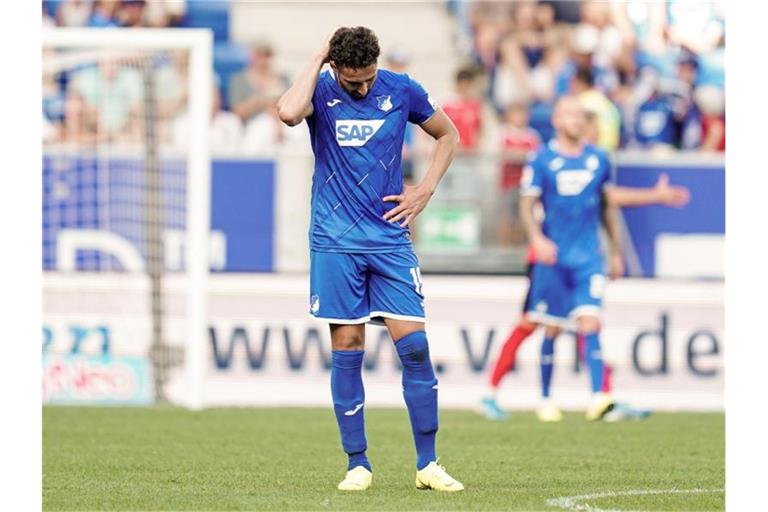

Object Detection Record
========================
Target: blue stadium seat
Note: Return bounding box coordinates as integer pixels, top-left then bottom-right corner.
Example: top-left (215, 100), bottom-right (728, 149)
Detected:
top-left (213, 44), bottom-right (249, 110)
top-left (529, 101), bottom-right (554, 143)
top-left (182, 0), bottom-right (232, 43)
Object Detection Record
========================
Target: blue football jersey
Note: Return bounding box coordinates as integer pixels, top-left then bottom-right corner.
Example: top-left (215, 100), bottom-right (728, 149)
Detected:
top-left (520, 141), bottom-right (613, 267)
top-left (305, 68), bottom-right (436, 253)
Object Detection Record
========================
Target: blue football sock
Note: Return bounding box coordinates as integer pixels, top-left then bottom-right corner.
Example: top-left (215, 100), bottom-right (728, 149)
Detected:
top-left (395, 331), bottom-right (438, 470)
top-left (584, 332), bottom-right (604, 393)
top-left (540, 336), bottom-right (555, 398)
top-left (331, 350), bottom-right (371, 472)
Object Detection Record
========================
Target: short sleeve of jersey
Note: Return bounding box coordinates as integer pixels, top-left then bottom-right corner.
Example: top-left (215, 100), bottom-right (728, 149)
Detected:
top-left (306, 70), bottom-right (329, 129)
top-left (406, 75), bottom-right (437, 125)
top-left (520, 152), bottom-right (545, 197)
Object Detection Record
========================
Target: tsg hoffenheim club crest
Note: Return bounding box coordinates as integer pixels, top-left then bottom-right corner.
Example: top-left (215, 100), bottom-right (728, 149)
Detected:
top-left (377, 95), bottom-right (393, 112)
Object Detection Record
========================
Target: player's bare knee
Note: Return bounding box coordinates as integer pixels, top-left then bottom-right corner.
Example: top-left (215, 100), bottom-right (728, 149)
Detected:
top-left (576, 316), bottom-right (601, 334)
top-left (544, 325), bottom-right (561, 339)
top-left (330, 324), bottom-right (365, 350)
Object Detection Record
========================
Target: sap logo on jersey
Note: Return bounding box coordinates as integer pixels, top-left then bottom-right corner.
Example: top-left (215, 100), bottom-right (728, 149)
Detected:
top-left (335, 120), bottom-right (385, 147)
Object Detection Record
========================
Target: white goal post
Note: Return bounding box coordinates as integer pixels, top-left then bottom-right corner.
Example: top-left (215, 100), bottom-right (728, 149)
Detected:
top-left (41, 28), bottom-right (213, 410)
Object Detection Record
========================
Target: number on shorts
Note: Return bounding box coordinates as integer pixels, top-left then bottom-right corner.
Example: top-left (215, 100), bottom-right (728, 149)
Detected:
top-left (410, 267), bottom-right (423, 295)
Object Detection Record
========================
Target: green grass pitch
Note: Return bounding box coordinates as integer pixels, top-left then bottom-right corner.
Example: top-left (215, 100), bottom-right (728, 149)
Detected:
top-left (43, 407), bottom-right (723, 511)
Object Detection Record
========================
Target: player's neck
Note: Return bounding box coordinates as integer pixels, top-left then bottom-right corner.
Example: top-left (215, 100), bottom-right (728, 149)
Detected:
top-left (555, 135), bottom-right (584, 157)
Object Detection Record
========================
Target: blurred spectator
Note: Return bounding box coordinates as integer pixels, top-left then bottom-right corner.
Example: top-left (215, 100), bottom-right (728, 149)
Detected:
top-left (56, 0), bottom-right (93, 27)
top-left (634, 87), bottom-right (676, 152)
top-left (579, 1), bottom-right (624, 73)
top-left (610, 1), bottom-right (667, 57)
top-left (42, 50), bottom-right (66, 143)
top-left (666, 0), bottom-right (725, 55)
top-left (385, 48), bottom-right (416, 185)
top-left (695, 86), bottom-right (725, 152)
top-left (468, 1), bottom-right (513, 72)
top-left (556, 23), bottom-right (619, 97)
top-left (549, 0), bottom-right (581, 24)
top-left (496, 102), bottom-right (541, 246)
top-left (442, 66), bottom-right (484, 152)
top-left (43, 2), bottom-right (56, 27)
top-left (570, 66), bottom-right (620, 152)
top-left (117, 0), bottom-right (146, 28)
top-left (241, 105), bottom-right (309, 155)
top-left (171, 78), bottom-right (243, 154)
top-left (154, 51), bottom-right (189, 136)
top-left (491, 35), bottom-right (532, 112)
top-left (144, 0), bottom-right (186, 27)
top-left (670, 52), bottom-right (703, 150)
top-left (88, 0), bottom-right (120, 27)
top-left (510, 0), bottom-right (544, 68)
top-left (529, 45), bottom-right (568, 104)
top-left (228, 42), bottom-right (289, 125)
top-left (66, 59), bottom-right (144, 142)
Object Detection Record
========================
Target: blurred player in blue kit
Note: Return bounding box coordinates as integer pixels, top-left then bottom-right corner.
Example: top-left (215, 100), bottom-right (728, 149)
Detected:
top-left (481, 95), bottom-right (689, 423)
top-left (277, 27), bottom-right (463, 492)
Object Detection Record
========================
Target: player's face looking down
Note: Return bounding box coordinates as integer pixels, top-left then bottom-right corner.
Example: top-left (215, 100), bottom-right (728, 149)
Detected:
top-left (553, 96), bottom-right (587, 143)
top-left (332, 63), bottom-right (378, 99)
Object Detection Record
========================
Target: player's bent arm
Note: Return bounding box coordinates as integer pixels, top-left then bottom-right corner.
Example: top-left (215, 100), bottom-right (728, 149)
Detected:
top-left (520, 195), bottom-right (557, 264)
top-left (519, 195), bottom-right (545, 243)
top-left (276, 53), bottom-right (325, 126)
top-left (417, 109), bottom-right (460, 194)
top-left (381, 110), bottom-right (458, 227)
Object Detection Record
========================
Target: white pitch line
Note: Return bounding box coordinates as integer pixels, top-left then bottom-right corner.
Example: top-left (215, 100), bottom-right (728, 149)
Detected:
top-left (545, 487), bottom-right (724, 512)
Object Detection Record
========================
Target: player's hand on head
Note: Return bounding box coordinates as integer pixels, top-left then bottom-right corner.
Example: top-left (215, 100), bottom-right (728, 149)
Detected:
top-left (319, 29), bottom-right (337, 64)
top-left (609, 252), bottom-right (625, 280)
top-left (531, 235), bottom-right (558, 265)
top-left (382, 184), bottom-right (433, 228)
top-left (655, 173), bottom-right (691, 208)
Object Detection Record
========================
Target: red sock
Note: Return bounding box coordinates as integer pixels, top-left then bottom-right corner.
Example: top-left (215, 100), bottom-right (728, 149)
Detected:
top-left (490, 323), bottom-right (536, 388)
top-left (601, 365), bottom-right (613, 393)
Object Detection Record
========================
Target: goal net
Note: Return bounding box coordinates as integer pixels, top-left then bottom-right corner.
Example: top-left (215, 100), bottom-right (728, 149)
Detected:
top-left (42, 28), bottom-right (212, 409)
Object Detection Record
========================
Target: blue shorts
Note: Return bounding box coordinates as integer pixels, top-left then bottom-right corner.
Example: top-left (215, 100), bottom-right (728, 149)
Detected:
top-left (525, 260), bottom-right (606, 326)
top-left (309, 249), bottom-right (425, 325)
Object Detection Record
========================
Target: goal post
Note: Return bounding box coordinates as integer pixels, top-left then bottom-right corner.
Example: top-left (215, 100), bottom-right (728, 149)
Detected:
top-left (41, 28), bottom-right (212, 410)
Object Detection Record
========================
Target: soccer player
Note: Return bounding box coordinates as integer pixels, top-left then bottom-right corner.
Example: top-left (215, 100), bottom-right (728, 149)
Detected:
top-left (482, 94), bottom-right (689, 423)
top-left (482, 173), bottom-right (689, 422)
top-left (277, 27), bottom-right (463, 492)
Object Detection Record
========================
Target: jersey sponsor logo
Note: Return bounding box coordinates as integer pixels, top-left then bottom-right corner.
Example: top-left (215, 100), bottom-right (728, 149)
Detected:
top-left (376, 95), bottom-right (393, 112)
top-left (326, 98), bottom-right (342, 107)
top-left (555, 169), bottom-right (594, 196)
top-left (335, 119), bottom-right (386, 147)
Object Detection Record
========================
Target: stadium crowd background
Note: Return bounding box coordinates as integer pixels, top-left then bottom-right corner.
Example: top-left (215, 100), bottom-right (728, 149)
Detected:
top-left (41, 0), bottom-right (725, 264)
top-left (42, 0), bottom-right (725, 153)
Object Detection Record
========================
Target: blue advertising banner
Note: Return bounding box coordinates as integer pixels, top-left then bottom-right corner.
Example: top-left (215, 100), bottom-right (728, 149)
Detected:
top-left (616, 159), bottom-right (725, 277)
top-left (42, 153), bottom-right (274, 272)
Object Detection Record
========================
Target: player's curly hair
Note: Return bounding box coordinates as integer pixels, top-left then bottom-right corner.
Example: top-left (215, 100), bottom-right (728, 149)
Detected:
top-left (329, 27), bottom-right (381, 70)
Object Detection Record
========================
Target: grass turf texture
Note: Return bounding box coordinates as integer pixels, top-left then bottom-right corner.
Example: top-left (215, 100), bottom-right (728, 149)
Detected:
top-left (43, 407), bottom-right (723, 511)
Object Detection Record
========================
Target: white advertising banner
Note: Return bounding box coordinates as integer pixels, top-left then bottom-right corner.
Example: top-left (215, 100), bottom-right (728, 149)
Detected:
top-left (43, 273), bottom-right (723, 411)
